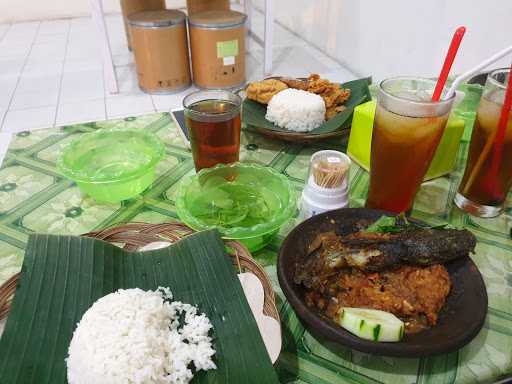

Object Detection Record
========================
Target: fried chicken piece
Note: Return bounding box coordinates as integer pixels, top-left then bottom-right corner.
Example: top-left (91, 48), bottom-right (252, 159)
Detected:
top-left (246, 79), bottom-right (288, 104)
top-left (305, 74), bottom-right (351, 120)
top-left (304, 264), bottom-right (451, 333)
top-left (404, 264), bottom-right (451, 326)
top-left (280, 77), bottom-right (309, 90)
top-left (336, 88), bottom-right (351, 105)
top-left (325, 105), bottom-right (347, 120)
top-left (321, 86), bottom-right (345, 108)
top-left (307, 74), bottom-right (332, 94)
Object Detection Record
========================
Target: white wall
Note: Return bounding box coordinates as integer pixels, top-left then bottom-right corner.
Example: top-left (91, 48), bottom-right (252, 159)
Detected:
top-left (0, 0), bottom-right (185, 23)
top-left (254, 0), bottom-right (512, 81)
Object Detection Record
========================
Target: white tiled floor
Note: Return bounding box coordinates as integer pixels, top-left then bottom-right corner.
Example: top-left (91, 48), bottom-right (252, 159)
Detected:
top-left (3, 106), bottom-right (56, 133)
top-left (56, 98), bottom-right (106, 126)
top-left (0, 7), bottom-right (356, 163)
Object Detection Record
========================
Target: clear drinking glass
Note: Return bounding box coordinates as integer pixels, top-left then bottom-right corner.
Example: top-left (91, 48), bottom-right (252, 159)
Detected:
top-left (183, 89), bottom-right (241, 171)
top-left (454, 68), bottom-right (512, 217)
top-left (366, 77), bottom-right (455, 213)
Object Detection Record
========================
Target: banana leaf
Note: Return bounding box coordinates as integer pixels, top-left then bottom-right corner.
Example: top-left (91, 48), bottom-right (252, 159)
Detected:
top-left (242, 77), bottom-right (372, 135)
top-left (0, 230), bottom-right (279, 384)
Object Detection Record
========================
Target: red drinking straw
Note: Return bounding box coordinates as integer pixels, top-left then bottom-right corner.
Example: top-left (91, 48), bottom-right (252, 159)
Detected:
top-left (485, 63), bottom-right (512, 199)
top-left (431, 26), bottom-right (466, 101)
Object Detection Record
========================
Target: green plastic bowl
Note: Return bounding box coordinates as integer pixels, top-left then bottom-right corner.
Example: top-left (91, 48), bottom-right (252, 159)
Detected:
top-left (58, 128), bottom-right (165, 203)
top-left (176, 162), bottom-right (296, 251)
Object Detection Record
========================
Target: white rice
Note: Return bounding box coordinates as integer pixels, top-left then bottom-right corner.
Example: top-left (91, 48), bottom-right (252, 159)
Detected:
top-left (265, 88), bottom-right (326, 132)
top-left (66, 287), bottom-right (216, 384)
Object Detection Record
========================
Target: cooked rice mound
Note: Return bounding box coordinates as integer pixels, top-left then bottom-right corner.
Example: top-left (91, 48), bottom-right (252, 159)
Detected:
top-left (66, 287), bottom-right (216, 384)
top-left (265, 88), bottom-right (326, 132)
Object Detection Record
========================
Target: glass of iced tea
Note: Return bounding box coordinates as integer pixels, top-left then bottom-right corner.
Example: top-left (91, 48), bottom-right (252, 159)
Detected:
top-left (366, 77), bottom-right (455, 213)
top-left (183, 90), bottom-right (241, 171)
top-left (454, 68), bottom-right (512, 217)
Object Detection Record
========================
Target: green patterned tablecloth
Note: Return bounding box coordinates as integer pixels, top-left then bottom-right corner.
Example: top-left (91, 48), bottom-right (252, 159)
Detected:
top-left (0, 112), bottom-right (511, 383)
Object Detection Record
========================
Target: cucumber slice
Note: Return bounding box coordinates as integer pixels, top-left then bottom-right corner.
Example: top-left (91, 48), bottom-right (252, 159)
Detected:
top-left (338, 307), bottom-right (405, 342)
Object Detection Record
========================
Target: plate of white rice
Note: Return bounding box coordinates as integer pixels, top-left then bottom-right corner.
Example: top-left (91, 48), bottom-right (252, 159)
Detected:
top-left (265, 89), bottom-right (326, 133)
top-left (242, 77), bottom-right (371, 142)
top-left (67, 287), bottom-right (216, 384)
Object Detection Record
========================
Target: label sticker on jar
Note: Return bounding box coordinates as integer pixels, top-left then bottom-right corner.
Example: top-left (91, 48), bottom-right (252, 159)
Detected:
top-left (223, 56), bottom-right (235, 66)
top-left (217, 40), bottom-right (239, 58)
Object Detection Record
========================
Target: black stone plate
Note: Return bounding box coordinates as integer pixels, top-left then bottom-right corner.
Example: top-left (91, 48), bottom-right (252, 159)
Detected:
top-left (277, 208), bottom-right (488, 357)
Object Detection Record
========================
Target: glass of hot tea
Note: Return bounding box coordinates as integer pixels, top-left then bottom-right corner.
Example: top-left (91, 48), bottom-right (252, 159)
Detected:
top-left (366, 77), bottom-right (455, 213)
top-left (183, 90), bottom-right (242, 171)
top-left (454, 68), bottom-right (512, 217)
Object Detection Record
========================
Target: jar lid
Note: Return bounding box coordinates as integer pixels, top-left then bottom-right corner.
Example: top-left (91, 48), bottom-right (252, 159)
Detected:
top-left (189, 10), bottom-right (247, 29)
top-left (128, 10), bottom-right (186, 28)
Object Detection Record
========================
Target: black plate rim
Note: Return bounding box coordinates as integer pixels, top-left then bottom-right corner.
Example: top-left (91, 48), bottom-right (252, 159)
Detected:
top-left (277, 208), bottom-right (488, 358)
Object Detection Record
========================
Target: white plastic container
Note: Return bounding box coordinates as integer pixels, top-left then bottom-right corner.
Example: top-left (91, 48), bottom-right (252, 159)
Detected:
top-left (300, 150), bottom-right (351, 220)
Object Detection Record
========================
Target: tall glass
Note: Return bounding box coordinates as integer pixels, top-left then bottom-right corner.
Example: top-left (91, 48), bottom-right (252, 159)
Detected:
top-left (183, 90), bottom-right (241, 171)
top-left (366, 77), bottom-right (455, 213)
top-left (454, 68), bottom-right (512, 217)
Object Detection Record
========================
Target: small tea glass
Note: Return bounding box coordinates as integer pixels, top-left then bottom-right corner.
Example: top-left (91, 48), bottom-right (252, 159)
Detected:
top-left (183, 90), bottom-right (242, 172)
